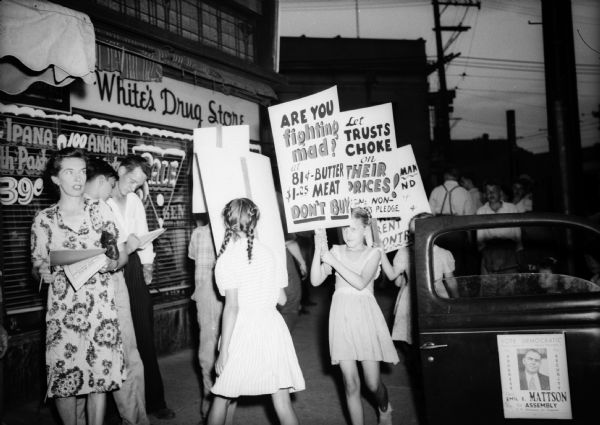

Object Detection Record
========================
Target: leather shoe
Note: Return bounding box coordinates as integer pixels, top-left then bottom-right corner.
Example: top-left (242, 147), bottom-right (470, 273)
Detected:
top-left (151, 407), bottom-right (176, 420)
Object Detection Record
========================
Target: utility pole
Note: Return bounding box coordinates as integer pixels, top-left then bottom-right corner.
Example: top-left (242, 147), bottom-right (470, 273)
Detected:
top-left (506, 110), bottom-right (517, 183)
top-left (355, 0), bottom-right (360, 38)
top-left (430, 0), bottom-right (480, 180)
top-left (541, 0), bottom-right (582, 215)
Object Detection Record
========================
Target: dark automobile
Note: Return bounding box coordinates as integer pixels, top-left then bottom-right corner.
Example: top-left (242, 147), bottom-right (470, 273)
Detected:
top-left (413, 213), bottom-right (599, 425)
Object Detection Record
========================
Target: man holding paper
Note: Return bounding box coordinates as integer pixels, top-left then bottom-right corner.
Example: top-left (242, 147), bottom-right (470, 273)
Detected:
top-left (107, 154), bottom-right (175, 420)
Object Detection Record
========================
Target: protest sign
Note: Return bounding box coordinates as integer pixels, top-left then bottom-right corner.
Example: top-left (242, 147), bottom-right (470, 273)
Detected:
top-left (497, 334), bottom-right (572, 419)
top-left (376, 218), bottom-right (410, 253)
top-left (268, 86), bottom-right (350, 233)
top-left (393, 145), bottom-right (430, 218)
top-left (339, 103), bottom-right (401, 217)
top-left (194, 132), bottom-right (287, 284)
top-left (192, 126), bottom-right (250, 213)
top-left (374, 144), bottom-right (431, 252)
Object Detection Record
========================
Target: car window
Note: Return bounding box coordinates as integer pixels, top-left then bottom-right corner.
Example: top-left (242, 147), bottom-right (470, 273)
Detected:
top-left (430, 222), bottom-right (600, 299)
top-left (434, 274), bottom-right (600, 298)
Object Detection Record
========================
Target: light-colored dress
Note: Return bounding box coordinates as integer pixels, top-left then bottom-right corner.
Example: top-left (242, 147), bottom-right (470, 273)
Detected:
top-left (327, 245), bottom-right (399, 365)
top-left (392, 245), bottom-right (454, 343)
top-left (211, 237), bottom-right (305, 397)
top-left (31, 198), bottom-right (125, 398)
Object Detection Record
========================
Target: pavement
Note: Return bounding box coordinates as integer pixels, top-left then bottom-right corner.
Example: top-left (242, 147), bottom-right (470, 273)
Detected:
top-left (3, 283), bottom-right (423, 425)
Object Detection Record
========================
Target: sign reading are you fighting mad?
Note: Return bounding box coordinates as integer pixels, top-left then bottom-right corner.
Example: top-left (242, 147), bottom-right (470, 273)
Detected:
top-left (269, 86), bottom-right (350, 233)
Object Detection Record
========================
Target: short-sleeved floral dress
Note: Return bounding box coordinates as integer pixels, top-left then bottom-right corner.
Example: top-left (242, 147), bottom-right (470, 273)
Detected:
top-left (31, 198), bottom-right (125, 398)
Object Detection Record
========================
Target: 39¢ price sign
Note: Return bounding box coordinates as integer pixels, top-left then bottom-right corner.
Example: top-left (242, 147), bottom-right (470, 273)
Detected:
top-left (0, 176), bottom-right (44, 205)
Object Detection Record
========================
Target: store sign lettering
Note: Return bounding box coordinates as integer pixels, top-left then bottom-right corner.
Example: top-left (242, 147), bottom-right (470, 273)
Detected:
top-left (4, 117), bottom-right (53, 147)
top-left (161, 89), bottom-right (202, 123)
top-left (143, 153), bottom-right (179, 188)
top-left (162, 204), bottom-right (185, 220)
top-left (207, 100), bottom-right (245, 126)
top-left (88, 71), bottom-right (250, 130)
top-left (132, 145), bottom-right (185, 189)
top-left (0, 145), bottom-right (49, 175)
top-left (0, 176), bottom-right (44, 205)
top-left (56, 132), bottom-right (128, 155)
top-left (96, 72), bottom-right (156, 111)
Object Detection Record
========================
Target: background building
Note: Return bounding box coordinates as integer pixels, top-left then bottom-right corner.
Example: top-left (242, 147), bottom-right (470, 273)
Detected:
top-left (276, 36), bottom-right (431, 185)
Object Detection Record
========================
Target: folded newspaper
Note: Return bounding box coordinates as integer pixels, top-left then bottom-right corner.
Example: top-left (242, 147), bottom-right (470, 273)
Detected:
top-left (50, 248), bottom-right (106, 266)
top-left (136, 228), bottom-right (166, 249)
top-left (63, 254), bottom-right (108, 292)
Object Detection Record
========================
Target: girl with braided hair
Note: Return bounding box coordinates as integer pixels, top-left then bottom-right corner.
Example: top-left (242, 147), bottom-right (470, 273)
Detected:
top-left (310, 207), bottom-right (398, 425)
top-left (208, 198), bottom-right (305, 425)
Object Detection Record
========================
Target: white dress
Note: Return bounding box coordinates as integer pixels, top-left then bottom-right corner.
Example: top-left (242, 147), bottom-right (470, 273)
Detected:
top-left (327, 245), bottom-right (399, 365)
top-left (211, 237), bottom-right (305, 397)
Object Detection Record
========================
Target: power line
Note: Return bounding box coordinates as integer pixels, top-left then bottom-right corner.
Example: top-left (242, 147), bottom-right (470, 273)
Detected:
top-left (448, 72), bottom-right (545, 82)
top-left (430, 54), bottom-right (600, 68)
top-left (457, 87), bottom-right (546, 96)
top-left (448, 72), bottom-right (600, 83)
top-left (456, 90), bottom-right (547, 109)
top-left (279, 0), bottom-right (428, 11)
top-left (461, 55), bottom-right (599, 67)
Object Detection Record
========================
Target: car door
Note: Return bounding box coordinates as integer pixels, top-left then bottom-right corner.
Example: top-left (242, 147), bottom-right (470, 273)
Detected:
top-left (413, 213), bottom-right (600, 425)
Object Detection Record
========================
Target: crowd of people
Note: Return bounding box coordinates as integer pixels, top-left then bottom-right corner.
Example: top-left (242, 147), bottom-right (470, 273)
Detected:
top-left (427, 166), bottom-right (534, 280)
top-left (18, 149), bottom-right (598, 425)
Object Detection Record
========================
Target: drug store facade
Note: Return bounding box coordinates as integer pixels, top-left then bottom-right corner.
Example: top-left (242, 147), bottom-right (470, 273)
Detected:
top-left (0, 0), bottom-right (280, 401)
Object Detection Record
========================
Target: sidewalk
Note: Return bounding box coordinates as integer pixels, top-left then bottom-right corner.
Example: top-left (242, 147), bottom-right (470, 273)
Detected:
top-left (4, 284), bottom-right (422, 425)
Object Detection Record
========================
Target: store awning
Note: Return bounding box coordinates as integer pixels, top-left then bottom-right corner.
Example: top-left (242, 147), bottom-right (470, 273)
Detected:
top-left (0, 0), bottom-right (96, 95)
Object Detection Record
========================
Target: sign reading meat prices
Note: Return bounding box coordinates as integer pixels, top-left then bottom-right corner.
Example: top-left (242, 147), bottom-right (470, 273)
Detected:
top-left (268, 86), bottom-right (350, 233)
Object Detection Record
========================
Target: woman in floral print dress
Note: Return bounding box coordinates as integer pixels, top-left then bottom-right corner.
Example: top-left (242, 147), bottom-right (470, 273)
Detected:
top-left (31, 148), bottom-right (127, 425)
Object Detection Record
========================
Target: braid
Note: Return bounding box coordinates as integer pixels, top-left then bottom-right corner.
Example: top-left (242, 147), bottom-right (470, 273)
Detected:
top-left (218, 228), bottom-right (234, 258)
top-left (246, 227), bottom-right (255, 263)
top-left (220, 197), bottom-right (260, 263)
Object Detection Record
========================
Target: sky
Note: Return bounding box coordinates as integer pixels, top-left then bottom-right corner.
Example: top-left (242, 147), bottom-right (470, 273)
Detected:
top-left (278, 0), bottom-right (600, 154)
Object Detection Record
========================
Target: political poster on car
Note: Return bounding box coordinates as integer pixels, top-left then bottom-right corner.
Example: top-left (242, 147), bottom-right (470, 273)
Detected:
top-left (497, 334), bottom-right (572, 419)
top-left (268, 86), bottom-right (350, 233)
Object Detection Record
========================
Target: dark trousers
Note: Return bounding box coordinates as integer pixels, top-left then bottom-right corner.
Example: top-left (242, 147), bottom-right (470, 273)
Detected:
top-left (124, 252), bottom-right (167, 413)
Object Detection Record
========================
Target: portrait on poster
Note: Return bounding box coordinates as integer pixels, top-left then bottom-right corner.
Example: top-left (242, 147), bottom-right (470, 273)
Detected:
top-left (496, 333), bottom-right (572, 419)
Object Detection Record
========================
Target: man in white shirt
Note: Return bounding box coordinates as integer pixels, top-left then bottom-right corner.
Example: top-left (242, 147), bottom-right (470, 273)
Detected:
top-left (429, 167), bottom-right (476, 276)
top-left (108, 155), bottom-right (175, 420)
top-left (459, 174), bottom-right (483, 211)
top-left (429, 168), bottom-right (475, 216)
top-left (512, 175), bottom-right (534, 213)
top-left (476, 181), bottom-right (522, 275)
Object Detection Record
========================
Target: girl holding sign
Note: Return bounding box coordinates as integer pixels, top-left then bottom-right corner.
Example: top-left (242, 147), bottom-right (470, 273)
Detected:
top-left (208, 198), bottom-right (305, 425)
top-left (310, 207), bottom-right (397, 425)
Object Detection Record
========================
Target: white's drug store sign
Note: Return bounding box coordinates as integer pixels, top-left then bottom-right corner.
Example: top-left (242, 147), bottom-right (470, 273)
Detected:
top-left (71, 71), bottom-right (260, 139)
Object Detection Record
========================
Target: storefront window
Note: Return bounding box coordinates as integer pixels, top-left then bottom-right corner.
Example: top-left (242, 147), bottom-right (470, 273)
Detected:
top-left (0, 112), bottom-right (194, 318)
top-left (92, 0), bottom-right (256, 62)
